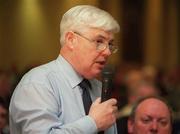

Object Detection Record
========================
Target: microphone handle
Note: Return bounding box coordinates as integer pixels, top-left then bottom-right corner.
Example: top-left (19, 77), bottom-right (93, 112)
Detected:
top-left (101, 78), bottom-right (110, 102)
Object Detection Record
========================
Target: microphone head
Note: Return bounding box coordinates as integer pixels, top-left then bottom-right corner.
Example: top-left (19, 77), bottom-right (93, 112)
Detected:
top-left (101, 65), bottom-right (114, 102)
top-left (102, 65), bottom-right (114, 79)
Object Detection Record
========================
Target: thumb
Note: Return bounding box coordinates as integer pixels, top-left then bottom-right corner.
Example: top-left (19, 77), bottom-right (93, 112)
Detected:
top-left (92, 97), bottom-right (101, 106)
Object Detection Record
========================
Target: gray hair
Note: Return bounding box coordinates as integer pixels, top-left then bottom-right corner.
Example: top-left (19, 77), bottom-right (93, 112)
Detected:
top-left (60, 5), bottom-right (120, 46)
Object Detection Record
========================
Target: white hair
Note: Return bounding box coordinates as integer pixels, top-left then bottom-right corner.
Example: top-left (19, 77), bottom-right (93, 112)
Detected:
top-left (60, 5), bottom-right (120, 46)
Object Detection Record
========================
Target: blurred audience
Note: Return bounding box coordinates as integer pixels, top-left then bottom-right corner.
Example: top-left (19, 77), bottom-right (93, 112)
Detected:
top-left (141, 65), bottom-right (157, 86)
top-left (0, 97), bottom-right (9, 134)
top-left (115, 66), bottom-right (160, 134)
top-left (113, 64), bottom-right (180, 134)
top-left (163, 66), bottom-right (180, 119)
top-left (117, 68), bottom-right (159, 118)
top-left (0, 71), bottom-right (13, 108)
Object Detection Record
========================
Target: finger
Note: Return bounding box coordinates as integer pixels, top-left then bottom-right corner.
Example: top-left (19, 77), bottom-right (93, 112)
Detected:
top-left (106, 98), bottom-right (117, 106)
top-left (114, 109), bottom-right (120, 119)
top-left (111, 106), bottom-right (118, 115)
top-left (112, 105), bottom-right (118, 111)
top-left (110, 106), bottom-right (118, 119)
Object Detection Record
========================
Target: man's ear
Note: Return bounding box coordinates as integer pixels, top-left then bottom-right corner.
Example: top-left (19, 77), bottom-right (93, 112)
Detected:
top-left (65, 31), bottom-right (76, 49)
top-left (128, 118), bottom-right (134, 134)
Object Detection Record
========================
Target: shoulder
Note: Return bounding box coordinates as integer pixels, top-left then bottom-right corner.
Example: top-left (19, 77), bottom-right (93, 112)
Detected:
top-left (19, 60), bottom-right (58, 86)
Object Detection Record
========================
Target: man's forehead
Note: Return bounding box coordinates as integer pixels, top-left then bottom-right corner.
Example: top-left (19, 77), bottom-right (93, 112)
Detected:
top-left (88, 28), bottom-right (114, 41)
top-left (136, 98), bottom-right (170, 116)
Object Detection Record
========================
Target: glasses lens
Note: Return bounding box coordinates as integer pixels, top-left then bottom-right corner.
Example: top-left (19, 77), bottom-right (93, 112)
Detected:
top-left (110, 46), bottom-right (118, 53)
top-left (97, 43), bottom-right (118, 53)
top-left (96, 43), bottom-right (106, 51)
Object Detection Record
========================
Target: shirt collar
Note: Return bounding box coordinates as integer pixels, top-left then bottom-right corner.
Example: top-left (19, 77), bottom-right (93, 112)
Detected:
top-left (56, 55), bottom-right (83, 89)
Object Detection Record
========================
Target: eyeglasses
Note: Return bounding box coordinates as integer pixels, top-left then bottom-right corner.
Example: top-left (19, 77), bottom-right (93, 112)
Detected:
top-left (74, 32), bottom-right (118, 53)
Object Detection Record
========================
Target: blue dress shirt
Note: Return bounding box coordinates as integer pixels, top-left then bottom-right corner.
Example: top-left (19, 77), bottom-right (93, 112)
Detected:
top-left (9, 55), bottom-right (117, 134)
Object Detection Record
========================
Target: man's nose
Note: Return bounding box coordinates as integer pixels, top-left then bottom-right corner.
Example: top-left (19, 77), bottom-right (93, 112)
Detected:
top-left (150, 122), bottom-right (158, 133)
top-left (102, 46), bottom-right (112, 57)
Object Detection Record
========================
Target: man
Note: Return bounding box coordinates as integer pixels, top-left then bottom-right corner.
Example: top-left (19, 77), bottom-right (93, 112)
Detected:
top-left (9, 5), bottom-right (120, 134)
top-left (128, 96), bottom-right (172, 134)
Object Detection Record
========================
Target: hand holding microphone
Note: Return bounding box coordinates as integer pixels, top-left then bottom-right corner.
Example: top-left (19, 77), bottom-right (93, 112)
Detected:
top-left (89, 98), bottom-right (118, 131)
top-left (88, 66), bottom-right (118, 131)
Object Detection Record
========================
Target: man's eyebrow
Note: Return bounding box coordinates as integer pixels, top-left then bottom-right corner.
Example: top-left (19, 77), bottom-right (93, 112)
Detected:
top-left (95, 34), bottom-right (114, 42)
top-left (141, 115), bottom-right (152, 118)
top-left (141, 115), bottom-right (169, 120)
top-left (158, 117), bottom-right (169, 121)
top-left (95, 34), bottom-right (107, 39)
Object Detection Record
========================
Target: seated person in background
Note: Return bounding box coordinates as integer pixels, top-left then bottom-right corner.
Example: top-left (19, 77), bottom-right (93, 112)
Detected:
top-left (117, 84), bottom-right (159, 134)
top-left (0, 71), bottom-right (12, 108)
top-left (116, 69), bottom-right (159, 134)
top-left (128, 96), bottom-right (172, 134)
top-left (118, 68), bottom-right (160, 118)
top-left (0, 97), bottom-right (9, 134)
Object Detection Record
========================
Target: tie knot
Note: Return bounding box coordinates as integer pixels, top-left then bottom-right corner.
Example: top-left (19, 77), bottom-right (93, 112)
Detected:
top-left (79, 79), bottom-right (91, 90)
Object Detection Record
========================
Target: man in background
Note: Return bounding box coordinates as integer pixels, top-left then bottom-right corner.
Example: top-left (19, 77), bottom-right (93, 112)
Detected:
top-left (128, 96), bottom-right (172, 134)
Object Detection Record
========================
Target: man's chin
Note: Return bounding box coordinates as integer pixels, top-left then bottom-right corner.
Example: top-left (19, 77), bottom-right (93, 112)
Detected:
top-left (86, 65), bottom-right (105, 79)
top-left (98, 63), bottom-right (105, 70)
top-left (88, 70), bottom-right (102, 79)
top-left (94, 68), bottom-right (103, 76)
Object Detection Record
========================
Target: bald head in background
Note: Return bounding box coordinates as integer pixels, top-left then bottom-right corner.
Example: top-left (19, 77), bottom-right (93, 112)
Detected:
top-left (128, 96), bottom-right (172, 134)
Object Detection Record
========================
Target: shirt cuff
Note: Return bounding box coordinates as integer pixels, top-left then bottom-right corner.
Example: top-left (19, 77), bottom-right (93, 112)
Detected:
top-left (76, 115), bottom-right (97, 134)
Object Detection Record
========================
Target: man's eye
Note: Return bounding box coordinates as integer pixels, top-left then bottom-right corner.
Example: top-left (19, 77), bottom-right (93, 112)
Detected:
top-left (95, 39), bottom-right (104, 44)
top-left (109, 42), bottom-right (114, 47)
top-left (141, 118), bottom-right (151, 124)
top-left (159, 120), bottom-right (168, 127)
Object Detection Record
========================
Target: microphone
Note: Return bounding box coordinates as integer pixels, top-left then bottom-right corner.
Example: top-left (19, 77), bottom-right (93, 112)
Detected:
top-left (101, 66), bottom-right (113, 102)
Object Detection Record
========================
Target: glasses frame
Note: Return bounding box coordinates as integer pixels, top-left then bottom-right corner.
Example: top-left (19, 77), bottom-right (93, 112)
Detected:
top-left (74, 32), bottom-right (118, 53)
